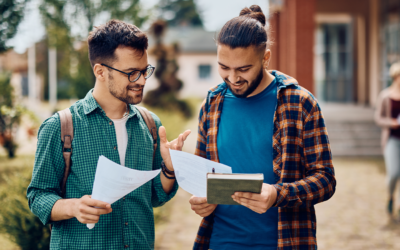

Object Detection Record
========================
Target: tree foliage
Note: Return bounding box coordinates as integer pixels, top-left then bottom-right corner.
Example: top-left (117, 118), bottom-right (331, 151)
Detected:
top-left (0, 73), bottom-right (38, 158)
top-left (0, 0), bottom-right (28, 53)
top-left (39, 0), bottom-right (148, 99)
top-left (158, 0), bottom-right (203, 27)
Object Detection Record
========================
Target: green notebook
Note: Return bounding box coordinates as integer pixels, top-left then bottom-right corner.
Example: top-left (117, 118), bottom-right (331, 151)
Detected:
top-left (206, 173), bottom-right (264, 205)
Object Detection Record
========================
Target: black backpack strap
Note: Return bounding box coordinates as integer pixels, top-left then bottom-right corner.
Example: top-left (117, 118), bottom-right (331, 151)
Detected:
top-left (136, 106), bottom-right (158, 161)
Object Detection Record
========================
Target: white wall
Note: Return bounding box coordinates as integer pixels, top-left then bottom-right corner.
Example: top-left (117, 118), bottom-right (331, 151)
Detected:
top-left (145, 53), bottom-right (221, 100)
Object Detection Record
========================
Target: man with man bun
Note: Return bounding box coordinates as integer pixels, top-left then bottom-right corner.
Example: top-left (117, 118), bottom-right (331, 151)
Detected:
top-left (189, 5), bottom-right (336, 250)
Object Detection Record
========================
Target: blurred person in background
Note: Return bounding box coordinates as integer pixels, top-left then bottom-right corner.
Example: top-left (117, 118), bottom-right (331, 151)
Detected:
top-left (375, 62), bottom-right (400, 222)
top-left (27, 20), bottom-right (190, 249)
top-left (189, 5), bottom-right (336, 250)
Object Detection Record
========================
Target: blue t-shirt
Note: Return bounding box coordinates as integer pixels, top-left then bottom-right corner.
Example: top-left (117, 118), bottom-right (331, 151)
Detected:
top-left (209, 78), bottom-right (278, 250)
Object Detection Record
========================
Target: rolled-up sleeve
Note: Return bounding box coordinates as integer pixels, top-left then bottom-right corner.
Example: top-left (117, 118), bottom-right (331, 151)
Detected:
top-left (273, 97), bottom-right (336, 208)
top-left (27, 114), bottom-right (65, 225)
top-left (149, 112), bottom-right (179, 207)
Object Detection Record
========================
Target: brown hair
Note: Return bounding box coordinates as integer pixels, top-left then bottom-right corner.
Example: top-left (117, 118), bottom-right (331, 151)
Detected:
top-left (217, 5), bottom-right (268, 51)
top-left (87, 19), bottom-right (148, 68)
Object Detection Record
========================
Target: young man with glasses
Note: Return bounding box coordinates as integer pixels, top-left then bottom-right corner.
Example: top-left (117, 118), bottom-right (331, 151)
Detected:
top-left (27, 20), bottom-right (190, 250)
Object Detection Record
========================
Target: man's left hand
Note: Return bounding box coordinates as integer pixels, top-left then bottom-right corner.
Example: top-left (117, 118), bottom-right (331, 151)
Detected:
top-left (159, 126), bottom-right (191, 171)
top-left (232, 183), bottom-right (277, 214)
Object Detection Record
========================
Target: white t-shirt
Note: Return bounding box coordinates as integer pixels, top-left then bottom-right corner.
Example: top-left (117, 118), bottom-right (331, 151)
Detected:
top-left (112, 116), bottom-right (129, 166)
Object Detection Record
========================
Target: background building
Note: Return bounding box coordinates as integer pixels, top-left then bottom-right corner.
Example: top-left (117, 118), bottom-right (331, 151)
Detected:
top-left (146, 27), bottom-right (219, 99)
top-left (269, 0), bottom-right (397, 107)
top-left (268, 0), bottom-right (397, 156)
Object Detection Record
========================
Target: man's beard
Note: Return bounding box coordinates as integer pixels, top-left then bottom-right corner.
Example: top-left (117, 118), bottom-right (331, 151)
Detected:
top-left (226, 67), bottom-right (264, 98)
top-left (108, 72), bottom-right (143, 105)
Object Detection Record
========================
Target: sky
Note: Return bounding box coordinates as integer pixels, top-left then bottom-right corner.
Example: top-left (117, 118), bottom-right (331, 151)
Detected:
top-left (7, 0), bottom-right (269, 54)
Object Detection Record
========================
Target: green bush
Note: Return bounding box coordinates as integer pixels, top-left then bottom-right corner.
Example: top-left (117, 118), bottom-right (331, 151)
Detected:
top-left (0, 169), bottom-right (50, 250)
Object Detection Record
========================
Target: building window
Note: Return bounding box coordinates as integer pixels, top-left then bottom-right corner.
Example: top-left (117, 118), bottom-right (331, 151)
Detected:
top-left (198, 65), bottom-right (211, 79)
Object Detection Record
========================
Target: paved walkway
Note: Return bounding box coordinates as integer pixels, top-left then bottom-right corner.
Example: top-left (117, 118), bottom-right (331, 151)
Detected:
top-left (155, 157), bottom-right (400, 250)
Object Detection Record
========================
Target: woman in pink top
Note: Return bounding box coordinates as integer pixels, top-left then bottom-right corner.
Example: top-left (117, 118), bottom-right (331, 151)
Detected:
top-left (375, 62), bottom-right (400, 221)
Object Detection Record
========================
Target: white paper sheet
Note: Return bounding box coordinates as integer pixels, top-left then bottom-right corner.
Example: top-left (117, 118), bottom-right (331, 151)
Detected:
top-left (169, 149), bottom-right (232, 197)
top-left (87, 155), bottom-right (161, 229)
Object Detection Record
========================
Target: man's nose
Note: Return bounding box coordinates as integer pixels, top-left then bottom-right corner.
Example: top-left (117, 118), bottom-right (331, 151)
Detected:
top-left (135, 73), bottom-right (146, 86)
top-left (228, 72), bottom-right (239, 84)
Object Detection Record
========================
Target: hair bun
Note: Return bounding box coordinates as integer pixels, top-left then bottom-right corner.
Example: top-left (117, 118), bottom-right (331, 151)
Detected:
top-left (239, 5), bottom-right (266, 26)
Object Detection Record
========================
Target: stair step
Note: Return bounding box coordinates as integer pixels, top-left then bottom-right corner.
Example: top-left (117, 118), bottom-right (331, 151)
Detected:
top-left (330, 148), bottom-right (382, 156)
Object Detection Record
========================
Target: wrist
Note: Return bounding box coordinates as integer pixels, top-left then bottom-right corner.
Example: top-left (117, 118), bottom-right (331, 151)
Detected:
top-left (270, 185), bottom-right (278, 207)
top-left (161, 161), bottom-right (175, 179)
top-left (66, 199), bottom-right (77, 218)
top-left (164, 161), bottom-right (174, 172)
top-left (162, 161), bottom-right (175, 174)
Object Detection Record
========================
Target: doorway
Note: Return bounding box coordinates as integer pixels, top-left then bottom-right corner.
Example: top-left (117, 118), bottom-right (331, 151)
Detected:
top-left (315, 22), bottom-right (354, 103)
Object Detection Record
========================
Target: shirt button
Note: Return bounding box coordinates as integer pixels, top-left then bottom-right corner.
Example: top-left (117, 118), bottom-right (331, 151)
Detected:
top-left (124, 245), bottom-right (129, 248)
top-left (123, 197), bottom-right (126, 200)
top-left (114, 146), bottom-right (117, 150)
top-left (109, 121), bottom-right (113, 125)
top-left (125, 222), bottom-right (128, 226)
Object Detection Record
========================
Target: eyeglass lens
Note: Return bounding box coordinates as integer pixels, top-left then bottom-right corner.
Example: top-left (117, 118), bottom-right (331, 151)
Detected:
top-left (129, 67), bottom-right (155, 82)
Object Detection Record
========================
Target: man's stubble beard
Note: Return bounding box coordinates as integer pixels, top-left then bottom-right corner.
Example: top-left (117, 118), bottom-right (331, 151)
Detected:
top-left (226, 67), bottom-right (264, 98)
top-left (108, 71), bottom-right (143, 105)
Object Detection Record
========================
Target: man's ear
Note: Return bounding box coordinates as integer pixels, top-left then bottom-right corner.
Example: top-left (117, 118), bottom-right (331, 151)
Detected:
top-left (93, 64), bottom-right (106, 82)
top-left (263, 49), bottom-right (272, 69)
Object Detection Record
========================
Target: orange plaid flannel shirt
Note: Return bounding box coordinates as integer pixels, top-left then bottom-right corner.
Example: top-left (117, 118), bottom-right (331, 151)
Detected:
top-left (193, 71), bottom-right (336, 250)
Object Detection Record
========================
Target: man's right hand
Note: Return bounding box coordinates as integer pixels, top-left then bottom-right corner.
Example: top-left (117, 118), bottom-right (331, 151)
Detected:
top-left (189, 196), bottom-right (217, 217)
top-left (72, 195), bottom-right (112, 224)
top-left (391, 119), bottom-right (400, 129)
top-left (51, 195), bottom-right (112, 223)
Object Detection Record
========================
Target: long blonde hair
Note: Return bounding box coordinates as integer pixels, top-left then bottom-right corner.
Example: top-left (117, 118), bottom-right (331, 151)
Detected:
top-left (389, 62), bottom-right (400, 79)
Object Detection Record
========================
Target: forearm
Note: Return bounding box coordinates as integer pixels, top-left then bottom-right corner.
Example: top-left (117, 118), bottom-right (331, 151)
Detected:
top-left (160, 174), bottom-right (176, 194)
top-left (50, 198), bottom-right (76, 222)
top-left (273, 169), bottom-right (336, 208)
top-left (375, 115), bottom-right (398, 128)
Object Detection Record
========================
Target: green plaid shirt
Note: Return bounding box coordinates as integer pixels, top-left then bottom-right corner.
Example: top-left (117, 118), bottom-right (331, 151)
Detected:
top-left (27, 90), bottom-right (178, 250)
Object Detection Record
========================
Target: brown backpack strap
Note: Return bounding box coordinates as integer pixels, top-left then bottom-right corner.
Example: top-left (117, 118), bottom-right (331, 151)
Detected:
top-left (137, 106), bottom-right (158, 161)
top-left (58, 108), bottom-right (74, 198)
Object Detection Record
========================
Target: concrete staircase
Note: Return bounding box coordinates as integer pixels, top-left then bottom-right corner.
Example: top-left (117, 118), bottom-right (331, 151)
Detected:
top-left (321, 103), bottom-right (382, 157)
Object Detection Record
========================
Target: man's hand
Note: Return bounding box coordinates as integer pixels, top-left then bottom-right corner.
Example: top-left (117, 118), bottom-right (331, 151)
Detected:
top-left (189, 196), bottom-right (217, 217)
top-left (391, 118), bottom-right (400, 129)
top-left (232, 184), bottom-right (277, 214)
top-left (159, 126), bottom-right (191, 170)
top-left (71, 195), bottom-right (112, 224)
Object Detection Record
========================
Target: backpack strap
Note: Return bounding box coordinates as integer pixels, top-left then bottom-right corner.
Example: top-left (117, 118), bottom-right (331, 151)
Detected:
top-left (58, 108), bottom-right (74, 198)
top-left (136, 106), bottom-right (158, 161)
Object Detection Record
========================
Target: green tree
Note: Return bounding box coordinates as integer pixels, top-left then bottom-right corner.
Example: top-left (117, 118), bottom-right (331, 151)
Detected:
top-left (0, 0), bottom-right (29, 53)
top-left (158, 0), bottom-right (203, 27)
top-left (0, 73), bottom-right (21, 158)
top-left (39, 0), bottom-right (148, 99)
top-left (0, 73), bottom-right (38, 158)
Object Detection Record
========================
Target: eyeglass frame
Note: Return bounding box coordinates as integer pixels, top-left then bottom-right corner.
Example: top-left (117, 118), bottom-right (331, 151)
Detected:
top-left (101, 63), bottom-right (156, 82)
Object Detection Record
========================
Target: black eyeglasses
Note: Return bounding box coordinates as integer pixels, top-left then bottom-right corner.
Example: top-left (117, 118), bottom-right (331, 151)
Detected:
top-left (101, 63), bottom-right (155, 82)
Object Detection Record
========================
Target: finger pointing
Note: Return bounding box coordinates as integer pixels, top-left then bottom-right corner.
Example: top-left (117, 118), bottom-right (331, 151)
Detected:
top-left (182, 130), bottom-right (191, 141)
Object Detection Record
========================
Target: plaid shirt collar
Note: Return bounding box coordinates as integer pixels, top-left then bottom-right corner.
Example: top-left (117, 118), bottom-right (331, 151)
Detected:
top-left (82, 89), bottom-right (138, 119)
top-left (207, 70), bottom-right (298, 98)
